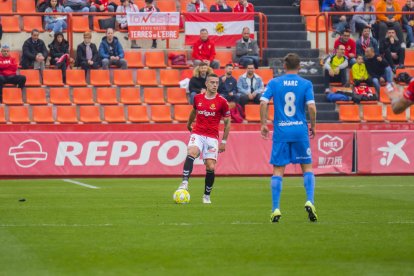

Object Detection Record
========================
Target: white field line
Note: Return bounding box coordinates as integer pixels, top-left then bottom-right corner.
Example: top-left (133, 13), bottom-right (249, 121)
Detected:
top-left (0, 224), bottom-right (113, 227)
top-left (62, 179), bottom-right (100, 189)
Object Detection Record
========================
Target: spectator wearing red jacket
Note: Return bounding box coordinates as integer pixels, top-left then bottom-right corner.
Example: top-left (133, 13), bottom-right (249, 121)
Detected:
top-left (0, 44), bottom-right (26, 103)
top-left (89, 0), bottom-right (116, 12)
top-left (233, 0), bottom-right (254, 12)
top-left (334, 29), bottom-right (356, 65)
top-left (192, 29), bottom-right (220, 69)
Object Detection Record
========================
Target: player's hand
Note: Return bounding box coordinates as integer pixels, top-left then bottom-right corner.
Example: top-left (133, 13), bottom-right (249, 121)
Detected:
top-left (218, 143), bottom-right (226, 153)
top-left (261, 125), bottom-right (270, 139)
top-left (309, 127), bottom-right (316, 139)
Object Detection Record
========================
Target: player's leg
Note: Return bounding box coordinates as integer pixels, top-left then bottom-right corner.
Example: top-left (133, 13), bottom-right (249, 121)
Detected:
top-left (201, 137), bottom-right (219, 204)
top-left (179, 134), bottom-right (202, 190)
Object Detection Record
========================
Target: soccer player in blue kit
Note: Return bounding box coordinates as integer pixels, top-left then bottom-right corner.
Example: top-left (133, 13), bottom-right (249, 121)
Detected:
top-left (260, 53), bottom-right (318, 223)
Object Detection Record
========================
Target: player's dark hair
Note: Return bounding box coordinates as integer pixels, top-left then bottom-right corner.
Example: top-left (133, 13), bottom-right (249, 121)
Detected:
top-left (207, 73), bottom-right (218, 80)
top-left (284, 53), bottom-right (300, 70)
top-left (225, 63), bottom-right (234, 68)
top-left (198, 62), bottom-right (208, 67)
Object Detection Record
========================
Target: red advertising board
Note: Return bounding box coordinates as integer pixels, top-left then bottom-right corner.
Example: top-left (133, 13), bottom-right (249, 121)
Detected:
top-left (0, 131), bottom-right (354, 176)
top-left (357, 131), bottom-right (414, 174)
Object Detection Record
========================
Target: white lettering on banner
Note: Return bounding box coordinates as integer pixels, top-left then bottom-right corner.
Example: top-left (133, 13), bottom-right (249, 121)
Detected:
top-left (157, 140), bottom-right (187, 166)
top-left (377, 139), bottom-right (410, 166)
top-left (128, 141), bottom-right (160, 165)
top-left (55, 142), bottom-right (83, 166)
top-left (110, 141), bottom-right (137, 165)
top-left (127, 12), bottom-right (180, 26)
top-left (318, 135), bottom-right (344, 155)
top-left (318, 156), bottom-right (343, 168)
top-left (85, 142), bottom-right (109, 166)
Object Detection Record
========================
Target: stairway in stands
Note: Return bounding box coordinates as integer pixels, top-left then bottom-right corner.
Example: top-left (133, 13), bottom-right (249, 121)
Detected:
top-left (254, 0), bottom-right (339, 122)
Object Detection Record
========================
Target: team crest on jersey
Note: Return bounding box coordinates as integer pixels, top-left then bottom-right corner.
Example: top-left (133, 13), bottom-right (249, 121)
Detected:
top-left (210, 104), bottom-right (216, 110)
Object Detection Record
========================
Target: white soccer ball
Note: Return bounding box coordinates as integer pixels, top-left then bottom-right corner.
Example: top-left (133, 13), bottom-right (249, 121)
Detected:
top-left (173, 189), bottom-right (190, 204)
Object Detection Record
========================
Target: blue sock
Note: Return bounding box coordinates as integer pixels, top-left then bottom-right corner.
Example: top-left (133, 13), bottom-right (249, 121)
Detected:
top-left (270, 176), bottom-right (282, 211)
top-left (304, 172), bottom-right (315, 204)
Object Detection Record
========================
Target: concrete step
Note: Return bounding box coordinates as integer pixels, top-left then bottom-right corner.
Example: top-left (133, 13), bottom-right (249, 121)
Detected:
top-left (255, 22), bottom-right (305, 31)
top-left (255, 6), bottom-right (299, 15)
top-left (264, 48), bottom-right (320, 59)
top-left (267, 31), bottom-right (307, 40)
top-left (267, 40), bottom-right (311, 49)
top-left (254, 0), bottom-right (294, 6)
top-left (265, 15), bottom-right (303, 23)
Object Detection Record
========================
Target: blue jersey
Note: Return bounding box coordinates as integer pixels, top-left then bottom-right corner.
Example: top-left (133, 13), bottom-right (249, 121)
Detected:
top-left (261, 74), bottom-right (315, 142)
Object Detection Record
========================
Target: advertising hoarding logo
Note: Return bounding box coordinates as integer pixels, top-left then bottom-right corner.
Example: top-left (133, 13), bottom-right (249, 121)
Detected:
top-left (377, 139), bottom-right (410, 166)
top-left (9, 139), bottom-right (48, 168)
top-left (318, 135), bottom-right (344, 155)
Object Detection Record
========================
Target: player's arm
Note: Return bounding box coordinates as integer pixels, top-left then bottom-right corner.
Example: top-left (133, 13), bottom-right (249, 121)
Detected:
top-left (307, 103), bottom-right (317, 138)
top-left (260, 100), bottom-right (269, 139)
top-left (391, 96), bottom-right (412, 114)
top-left (187, 108), bottom-right (196, 132)
top-left (219, 117), bottom-right (231, 153)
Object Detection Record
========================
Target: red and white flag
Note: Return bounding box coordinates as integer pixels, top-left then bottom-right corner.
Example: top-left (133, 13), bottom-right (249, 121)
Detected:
top-left (184, 13), bottom-right (254, 46)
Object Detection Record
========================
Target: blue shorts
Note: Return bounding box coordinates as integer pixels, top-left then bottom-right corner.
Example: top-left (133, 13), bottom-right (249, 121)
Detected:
top-left (270, 140), bottom-right (312, 166)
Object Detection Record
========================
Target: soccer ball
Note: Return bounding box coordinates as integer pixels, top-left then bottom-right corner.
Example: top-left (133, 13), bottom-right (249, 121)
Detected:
top-left (173, 189), bottom-right (190, 204)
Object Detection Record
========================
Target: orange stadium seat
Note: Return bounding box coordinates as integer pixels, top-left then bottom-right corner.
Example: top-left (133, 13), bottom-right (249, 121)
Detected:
top-left (71, 16), bottom-right (90, 32)
top-left (166, 88), bottom-right (188, 104)
top-left (160, 69), bottom-right (181, 86)
top-left (66, 70), bottom-right (87, 86)
top-left (0, 106), bottom-right (6, 124)
top-left (232, 69), bottom-right (245, 80)
top-left (0, 0), bottom-right (12, 13)
top-left (167, 51), bottom-right (189, 68)
top-left (43, 69), bottom-right (64, 86)
top-left (180, 69), bottom-right (193, 80)
top-left (23, 16), bottom-right (44, 32)
top-left (300, 1), bottom-right (319, 16)
top-left (150, 105), bottom-right (172, 122)
top-left (90, 70), bottom-right (111, 86)
top-left (50, 87), bottom-right (72, 105)
top-left (124, 51), bottom-right (144, 68)
top-left (215, 51), bottom-right (233, 68)
top-left (73, 87), bottom-right (95, 104)
top-left (379, 87), bottom-right (391, 104)
top-left (56, 106), bottom-right (78, 123)
top-left (137, 69), bottom-right (158, 86)
top-left (79, 106), bottom-right (102, 123)
top-left (173, 104), bottom-right (192, 122)
top-left (103, 105), bottom-right (126, 123)
top-left (1, 16), bottom-right (20, 33)
top-left (257, 68), bottom-right (274, 85)
top-left (96, 87), bottom-right (118, 104)
top-left (8, 106), bottom-right (30, 123)
top-left (245, 105), bottom-right (261, 122)
top-left (386, 105), bottom-right (407, 122)
top-left (17, 0), bottom-right (36, 12)
top-left (362, 105), bottom-right (383, 121)
top-left (120, 87), bottom-right (142, 104)
top-left (32, 106), bottom-right (54, 123)
top-left (157, 1), bottom-right (177, 12)
top-left (9, 51), bottom-right (21, 65)
top-left (113, 70), bottom-right (135, 86)
top-left (404, 50), bottom-right (414, 67)
top-left (410, 106), bottom-right (414, 121)
top-left (339, 104), bottom-right (360, 122)
top-left (19, 70), bottom-right (41, 86)
top-left (127, 105), bottom-right (150, 123)
top-left (93, 16), bottom-right (113, 32)
top-left (135, 0), bottom-right (145, 9)
top-left (306, 16), bottom-right (327, 32)
top-left (143, 87), bottom-right (165, 104)
top-left (3, 88), bottom-right (24, 105)
top-left (26, 87), bottom-right (48, 105)
top-left (145, 51), bottom-right (167, 68)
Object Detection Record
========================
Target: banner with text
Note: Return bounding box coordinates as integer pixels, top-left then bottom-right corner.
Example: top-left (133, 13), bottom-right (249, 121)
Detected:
top-left (184, 13), bottom-right (254, 46)
top-left (0, 132), bottom-right (353, 176)
top-left (126, 12), bottom-right (180, 39)
top-left (357, 131), bottom-right (414, 174)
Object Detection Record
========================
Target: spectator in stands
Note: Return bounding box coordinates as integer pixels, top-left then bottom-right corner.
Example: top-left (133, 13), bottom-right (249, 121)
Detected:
top-left (351, 54), bottom-right (374, 87)
top-left (192, 28), bottom-right (220, 69)
top-left (334, 29), bottom-right (356, 65)
top-left (376, 0), bottom-right (405, 46)
top-left (89, 0), bottom-right (116, 12)
top-left (187, 0), bottom-right (208, 12)
top-left (218, 63), bottom-right (240, 103)
top-left (321, 0), bottom-right (335, 11)
top-left (63, 0), bottom-right (90, 12)
top-left (117, 0), bottom-right (140, 49)
top-left (364, 46), bottom-right (394, 95)
top-left (44, 0), bottom-right (67, 38)
top-left (99, 28), bottom-right (127, 69)
top-left (350, 0), bottom-right (376, 34)
top-left (210, 0), bottom-right (232, 12)
top-left (331, 0), bottom-right (352, 37)
top-left (0, 22), bottom-right (2, 47)
top-left (346, 0), bottom-right (362, 10)
top-left (402, 0), bottom-right (414, 48)
top-left (380, 28), bottom-right (405, 72)
top-left (237, 62), bottom-right (264, 106)
top-left (324, 45), bottom-right (349, 93)
top-left (188, 62), bottom-right (213, 104)
top-left (356, 26), bottom-right (379, 56)
top-left (76, 31), bottom-right (100, 72)
top-left (233, 0), bottom-right (254, 12)
top-left (236, 27), bottom-right (259, 69)
top-left (140, 0), bottom-right (160, 49)
top-left (49, 32), bottom-right (73, 83)
top-left (21, 29), bottom-right (48, 70)
top-left (0, 44), bottom-right (26, 103)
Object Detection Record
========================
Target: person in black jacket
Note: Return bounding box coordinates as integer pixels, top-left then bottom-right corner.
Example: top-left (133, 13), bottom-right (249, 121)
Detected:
top-left (331, 0), bottom-right (352, 37)
top-left (75, 31), bottom-right (100, 72)
top-left (20, 29), bottom-right (48, 70)
top-left (218, 63), bottom-right (240, 103)
top-left (49, 32), bottom-right (72, 83)
top-left (379, 28), bottom-right (405, 72)
top-left (402, 0), bottom-right (414, 48)
top-left (189, 62), bottom-right (213, 104)
top-left (364, 46), bottom-right (393, 95)
top-left (210, 0), bottom-right (232, 12)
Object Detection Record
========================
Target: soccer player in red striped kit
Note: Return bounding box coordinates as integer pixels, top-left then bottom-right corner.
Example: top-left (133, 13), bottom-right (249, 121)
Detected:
top-left (178, 73), bottom-right (231, 204)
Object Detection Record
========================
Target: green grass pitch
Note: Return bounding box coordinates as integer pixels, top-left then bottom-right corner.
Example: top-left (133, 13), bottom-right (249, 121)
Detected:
top-left (0, 176), bottom-right (413, 275)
